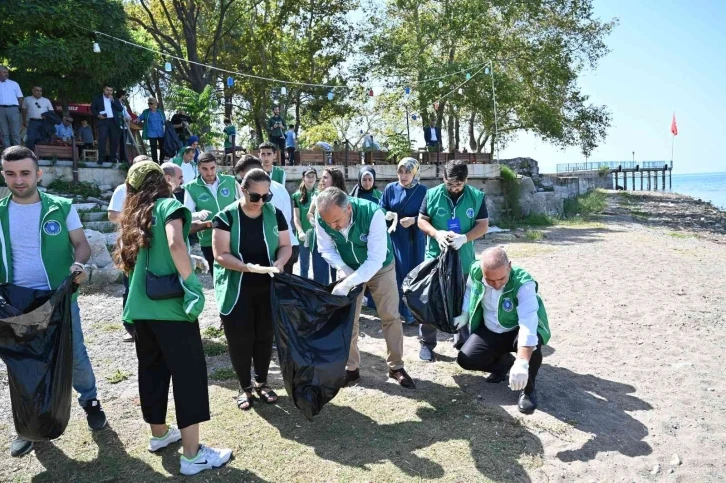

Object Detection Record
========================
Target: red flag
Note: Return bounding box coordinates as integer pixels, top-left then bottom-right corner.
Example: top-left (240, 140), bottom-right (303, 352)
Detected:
top-left (671, 114), bottom-right (678, 136)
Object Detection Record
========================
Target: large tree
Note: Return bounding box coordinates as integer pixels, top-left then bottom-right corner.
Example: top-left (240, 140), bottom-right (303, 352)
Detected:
top-left (0, 0), bottom-right (154, 107)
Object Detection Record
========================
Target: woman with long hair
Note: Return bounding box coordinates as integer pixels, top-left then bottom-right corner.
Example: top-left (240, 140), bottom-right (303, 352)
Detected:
top-left (212, 168), bottom-right (292, 411)
top-left (380, 157), bottom-right (427, 324)
top-left (307, 167), bottom-right (346, 285)
top-left (292, 167), bottom-right (317, 279)
top-left (113, 161), bottom-right (231, 476)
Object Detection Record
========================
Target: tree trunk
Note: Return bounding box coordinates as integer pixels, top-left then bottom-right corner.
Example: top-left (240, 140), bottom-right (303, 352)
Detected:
top-left (468, 112), bottom-right (477, 152)
top-left (446, 105), bottom-right (455, 153)
top-left (454, 114), bottom-right (460, 152)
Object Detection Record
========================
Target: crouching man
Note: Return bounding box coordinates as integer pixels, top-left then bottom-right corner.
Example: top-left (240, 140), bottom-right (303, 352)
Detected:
top-left (455, 247), bottom-right (551, 414)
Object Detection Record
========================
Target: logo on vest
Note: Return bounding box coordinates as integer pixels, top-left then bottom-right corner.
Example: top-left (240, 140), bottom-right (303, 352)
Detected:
top-left (43, 220), bottom-right (62, 236)
top-left (360, 233), bottom-right (368, 243)
top-left (198, 194), bottom-right (211, 202)
top-left (466, 207), bottom-right (475, 219)
top-left (502, 297), bottom-right (514, 312)
top-left (273, 226), bottom-right (279, 236)
top-left (220, 188), bottom-right (230, 197)
top-left (436, 207), bottom-right (448, 217)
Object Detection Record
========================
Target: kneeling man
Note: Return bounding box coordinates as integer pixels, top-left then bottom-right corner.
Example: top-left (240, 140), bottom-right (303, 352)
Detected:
top-left (455, 247), bottom-right (550, 413)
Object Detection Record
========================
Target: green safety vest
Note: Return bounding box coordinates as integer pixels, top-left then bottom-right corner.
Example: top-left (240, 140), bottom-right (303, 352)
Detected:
top-left (214, 202), bottom-right (279, 315)
top-left (270, 166), bottom-right (285, 185)
top-left (0, 192), bottom-right (76, 294)
top-left (423, 184), bottom-right (485, 275)
top-left (122, 198), bottom-right (204, 322)
top-left (317, 197), bottom-right (393, 270)
top-left (223, 125), bottom-right (236, 149)
top-left (292, 189), bottom-right (316, 233)
top-left (183, 174), bottom-right (237, 247)
top-left (467, 263), bottom-right (551, 345)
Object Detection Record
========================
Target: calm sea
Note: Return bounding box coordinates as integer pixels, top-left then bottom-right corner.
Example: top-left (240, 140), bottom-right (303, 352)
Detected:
top-left (669, 172), bottom-right (726, 210)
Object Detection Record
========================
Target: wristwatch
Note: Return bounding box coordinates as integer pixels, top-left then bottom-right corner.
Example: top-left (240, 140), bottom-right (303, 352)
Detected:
top-left (71, 262), bottom-right (87, 271)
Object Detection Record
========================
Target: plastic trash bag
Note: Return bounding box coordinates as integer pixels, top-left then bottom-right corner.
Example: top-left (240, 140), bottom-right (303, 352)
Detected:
top-left (271, 273), bottom-right (362, 420)
top-left (402, 248), bottom-right (465, 333)
top-left (0, 276), bottom-right (76, 441)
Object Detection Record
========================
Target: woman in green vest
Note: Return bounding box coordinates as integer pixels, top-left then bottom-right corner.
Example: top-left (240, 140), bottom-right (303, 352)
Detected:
top-left (292, 167), bottom-right (317, 279)
top-left (349, 166), bottom-right (382, 203)
top-left (306, 167), bottom-right (346, 285)
top-left (212, 168), bottom-right (292, 410)
top-left (113, 161), bottom-right (231, 475)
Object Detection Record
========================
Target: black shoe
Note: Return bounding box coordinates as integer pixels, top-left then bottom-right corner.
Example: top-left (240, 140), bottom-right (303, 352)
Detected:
top-left (388, 368), bottom-right (416, 389)
top-left (343, 369), bottom-right (360, 386)
top-left (518, 390), bottom-right (537, 414)
top-left (83, 399), bottom-right (108, 430)
top-left (485, 372), bottom-right (507, 384)
top-left (419, 344), bottom-right (435, 362)
top-left (10, 438), bottom-right (33, 457)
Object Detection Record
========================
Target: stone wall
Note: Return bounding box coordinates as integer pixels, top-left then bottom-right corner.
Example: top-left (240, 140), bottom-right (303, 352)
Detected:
top-left (38, 161), bottom-right (126, 188)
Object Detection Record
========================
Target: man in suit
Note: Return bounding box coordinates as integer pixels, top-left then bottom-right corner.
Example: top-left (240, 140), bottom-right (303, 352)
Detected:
top-left (90, 85), bottom-right (123, 164)
top-left (423, 118), bottom-right (441, 151)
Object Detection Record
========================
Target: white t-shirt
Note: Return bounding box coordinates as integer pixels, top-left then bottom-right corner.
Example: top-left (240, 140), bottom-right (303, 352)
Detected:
top-left (183, 178), bottom-right (220, 212)
top-left (180, 161), bottom-right (198, 185)
top-left (22, 96), bottom-right (54, 120)
top-left (270, 180), bottom-right (298, 246)
top-left (0, 79), bottom-right (23, 106)
top-left (108, 184), bottom-right (127, 213)
top-left (8, 200), bottom-right (82, 290)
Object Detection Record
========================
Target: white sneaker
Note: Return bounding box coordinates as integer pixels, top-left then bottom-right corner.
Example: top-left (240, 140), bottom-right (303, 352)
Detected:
top-left (180, 444), bottom-right (233, 476)
top-left (148, 425), bottom-right (182, 452)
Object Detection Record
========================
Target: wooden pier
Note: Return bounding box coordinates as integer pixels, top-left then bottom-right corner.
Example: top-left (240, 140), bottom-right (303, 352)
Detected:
top-left (556, 161), bottom-right (673, 191)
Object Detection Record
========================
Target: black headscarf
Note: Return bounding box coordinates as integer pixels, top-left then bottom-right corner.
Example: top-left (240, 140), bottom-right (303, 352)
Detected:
top-left (349, 166), bottom-right (377, 200)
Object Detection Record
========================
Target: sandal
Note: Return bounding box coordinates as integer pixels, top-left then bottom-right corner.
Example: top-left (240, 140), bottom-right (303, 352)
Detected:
top-left (236, 387), bottom-right (254, 411)
top-left (254, 383), bottom-right (278, 404)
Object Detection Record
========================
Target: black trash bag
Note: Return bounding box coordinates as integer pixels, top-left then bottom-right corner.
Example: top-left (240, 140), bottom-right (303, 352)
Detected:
top-left (402, 248), bottom-right (465, 333)
top-left (0, 276), bottom-right (76, 441)
top-left (163, 120), bottom-right (183, 159)
top-left (271, 273), bottom-right (362, 420)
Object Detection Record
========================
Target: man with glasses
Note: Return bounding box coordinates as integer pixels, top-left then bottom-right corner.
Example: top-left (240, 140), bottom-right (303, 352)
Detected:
top-left (22, 86), bottom-right (54, 151)
top-left (183, 152), bottom-right (238, 276)
top-left (0, 66), bottom-right (23, 148)
top-left (54, 116), bottom-right (74, 143)
top-left (233, 155), bottom-right (299, 273)
top-left (416, 159), bottom-right (489, 361)
top-left (90, 85), bottom-right (123, 164)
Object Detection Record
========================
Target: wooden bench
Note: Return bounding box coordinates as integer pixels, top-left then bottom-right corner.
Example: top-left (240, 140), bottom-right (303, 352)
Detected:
top-left (34, 144), bottom-right (74, 160)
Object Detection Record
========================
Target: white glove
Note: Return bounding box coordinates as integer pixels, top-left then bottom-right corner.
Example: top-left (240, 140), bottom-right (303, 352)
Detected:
top-left (434, 230), bottom-right (449, 250)
top-left (337, 266), bottom-right (355, 278)
top-left (509, 358), bottom-right (530, 391)
top-left (448, 233), bottom-right (467, 250)
top-left (385, 211), bottom-right (398, 233)
top-left (298, 231), bottom-right (306, 243)
top-left (452, 311), bottom-right (469, 331)
top-left (190, 254), bottom-right (210, 274)
top-left (246, 263), bottom-right (280, 276)
top-left (331, 278), bottom-right (355, 296)
top-left (304, 229), bottom-right (313, 248)
top-left (194, 210), bottom-right (212, 221)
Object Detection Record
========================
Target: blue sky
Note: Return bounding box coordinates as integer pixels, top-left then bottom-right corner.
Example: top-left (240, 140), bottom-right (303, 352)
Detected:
top-left (500, 0), bottom-right (726, 174)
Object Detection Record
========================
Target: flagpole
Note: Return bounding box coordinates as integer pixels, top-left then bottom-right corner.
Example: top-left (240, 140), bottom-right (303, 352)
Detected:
top-left (671, 134), bottom-right (674, 168)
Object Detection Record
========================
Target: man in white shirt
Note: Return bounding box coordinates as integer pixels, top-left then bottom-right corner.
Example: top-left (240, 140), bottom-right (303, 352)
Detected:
top-left (232, 156), bottom-right (299, 272)
top-left (454, 247), bottom-right (551, 414)
top-left (22, 86), bottom-right (54, 151)
top-left (176, 146), bottom-right (198, 187)
top-left (315, 187), bottom-right (414, 389)
top-left (0, 66), bottom-right (24, 148)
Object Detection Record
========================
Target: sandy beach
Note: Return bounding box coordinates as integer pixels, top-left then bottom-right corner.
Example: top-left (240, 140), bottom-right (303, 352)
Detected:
top-left (1, 190), bottom-right (725, 482)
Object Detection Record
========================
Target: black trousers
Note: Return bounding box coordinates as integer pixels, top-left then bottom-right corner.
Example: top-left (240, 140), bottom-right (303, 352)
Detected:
top-left (201, 245), bottom-right (216, 279)
top-left (285, 147), bottom-right (295, 166)
top-left (134, 319), bottom-right (210, 429)
top-left (269, 136), bottom-right (285, 164)
top-left (118, 130), bottom-right (128, 163)
top-left (149, 137), bottom-right (164, 163)
top-left (220, 284), bottom-right (274, 389)
top-left (97, 119), bottom-right (120, 162)
top-left (457, 325), bottom-right (543, 395)
top-left (283, 245), bottom-right (299, 274)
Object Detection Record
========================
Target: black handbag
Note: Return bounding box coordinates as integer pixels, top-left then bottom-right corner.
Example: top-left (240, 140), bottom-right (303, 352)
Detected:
top-left (145, 244), bottom-right (184, 300)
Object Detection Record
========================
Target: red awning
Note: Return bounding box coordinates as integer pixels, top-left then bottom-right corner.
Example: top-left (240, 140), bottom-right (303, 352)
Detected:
top-left (56, 102), bottom-right (138, 120)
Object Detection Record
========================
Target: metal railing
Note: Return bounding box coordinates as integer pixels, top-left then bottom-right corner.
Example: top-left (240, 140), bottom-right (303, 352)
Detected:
top-left (556, 161), bottom-right (670, 173)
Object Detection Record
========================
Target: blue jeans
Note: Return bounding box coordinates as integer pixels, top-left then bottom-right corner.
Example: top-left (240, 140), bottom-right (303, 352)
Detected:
top-left (71, 302), bottom-right (98, 406)
top-left (312, 247), bottom-right (330, 285)
top-left (298, 244), bottom-right (311, 279)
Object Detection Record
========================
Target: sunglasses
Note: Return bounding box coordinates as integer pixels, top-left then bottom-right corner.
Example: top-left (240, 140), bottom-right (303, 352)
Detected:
top-left (246, 190), bottom-right (273, 203)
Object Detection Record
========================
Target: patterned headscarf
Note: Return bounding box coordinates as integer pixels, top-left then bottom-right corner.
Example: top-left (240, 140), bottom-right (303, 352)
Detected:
top-left (397, 157), bottom-right (420, 188)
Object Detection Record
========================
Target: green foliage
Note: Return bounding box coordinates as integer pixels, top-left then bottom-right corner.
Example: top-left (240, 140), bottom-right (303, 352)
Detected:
top-left (202, 326), bottom-right (224, 339)
top-left (47, 179), bottom-right (101, 198)
top-left (105, 369), bottom-right (131, 384)
top-left (524, 230), bottom-right (545, 241)
top-left (562, 189), bottom-right (607, 217)
top-left (500, 166), bottom-right (518, 181)
top-left (598, 165), bottom-right (611, 177)
top-left (383, 131), bottom-right (413, 162)
top-left (0, 0), bottom-right (154, 105)
top-left (497, 214), bottom-right (556, 229)
top-left (202, 339), bottom-right (227, 357)
top-left (298, 122), bottom-right (339, 149)
top-left (209, 368), bottom-right (237, 381)
top-left (166, 85), bottom-right (220, 147)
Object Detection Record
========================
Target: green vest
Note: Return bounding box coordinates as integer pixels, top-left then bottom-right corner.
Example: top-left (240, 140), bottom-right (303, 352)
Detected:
top-left (223, 125), bottom-right (236, 149)
top-left (270, 166), bottom-right (285, 185)
top-left (424, 184), bottom-right (485, 275)
top-left (317, 197), bottom-right (393, 270)
top-left (183, 174), bottom-right (237, 247)
top-left (214, 202), bottom-right (279, 315)
top-left (0, 192), bottom-right (75, 292)
top-left (468, 263), bottom-right (551, 345)
top-left (123, 198), bottom-right (204, 322)
top-left (292, 189), bottom-right (316, 233)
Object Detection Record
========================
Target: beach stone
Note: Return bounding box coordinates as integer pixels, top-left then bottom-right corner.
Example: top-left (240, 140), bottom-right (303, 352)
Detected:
top-left (84, 229), bottom-right (113, 268)
top-left (98, 185), bottom-right (112, 192)
top-left (88, 265), bottom-right (122, 286)
top-left (87, 196), bottom-right (106, 205)
top-left (74, 202), bottom-right (99, 212)
top-left (517, 176), bottom-right (537, 216)
top-left (105, 232), bottom-right (118, 246)
top-left (670, 454), bottom-right (681, 466)
top-left (651, 464), bottom-right (660, 475)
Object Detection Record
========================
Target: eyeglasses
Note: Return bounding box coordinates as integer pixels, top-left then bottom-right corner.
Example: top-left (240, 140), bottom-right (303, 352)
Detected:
top-left (246, 191), bottom-right (273, 203)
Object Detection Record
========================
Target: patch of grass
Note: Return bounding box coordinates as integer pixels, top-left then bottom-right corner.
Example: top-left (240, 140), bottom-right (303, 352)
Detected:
top-left (99, 323), bottom-right (122, 332)
top-left (203, 339), bottom-right (228, 357)
top-left (47, 179), bottom-right (101, 198)
top-left (497, 214), bottom-right (555, 229)
top-left (500, 165), bottom-right (517, 181)
top-left (669, 231), bottom-right (695, 239)
top-left (209, 367), bottom-right (237, 380)
top-left (563, 189), bottom-right (607, 217)
top-left (630, 209), bottom-right (649, 218)
top-left (523, 230), bottom-right (544, 241)
top-left (202, 326), bottom-right (224, 339)
top-left (105, 369), bottom-right (131, 384)
top-left (556, 217), bottom-right (607, 229)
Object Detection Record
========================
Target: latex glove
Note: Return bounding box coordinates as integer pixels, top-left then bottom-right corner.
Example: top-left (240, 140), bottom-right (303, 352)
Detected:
top-left (400, 217), bottom-right (416, 228)
top-left (194, 210), bottom-right (212, 222)
top-left (434, 230), bottom-right (449, 250)
top-left (384, 211), bottom-right (397, 221)
top-left (448, 233), bottom-right (468, 250)
top-left (331, 278), bottom-right (355, 296)
top-left (452, 311), bottom-right (469, 331)
top-left (304, 228), bottom-right (313, 248)
top-left (246, 263), bottom-right (280, 276)
top-left (386, 212), bottom-right (398, 233)
top-left (298, 231), bottom-right (306, 243)
top-left (509, 359), bottom-right (530, 391)
top-left (337, 266), bottom-right (355, 279)
top-left (190, 254), bottom-right (209, 274)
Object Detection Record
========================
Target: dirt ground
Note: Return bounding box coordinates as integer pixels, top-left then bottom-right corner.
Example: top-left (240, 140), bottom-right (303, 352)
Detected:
top-left (1, 190), bottom-right (725, 482)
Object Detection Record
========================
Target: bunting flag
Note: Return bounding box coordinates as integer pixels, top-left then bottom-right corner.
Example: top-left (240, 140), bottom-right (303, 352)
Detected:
top-left (671, 113), bottom-right (678, 136)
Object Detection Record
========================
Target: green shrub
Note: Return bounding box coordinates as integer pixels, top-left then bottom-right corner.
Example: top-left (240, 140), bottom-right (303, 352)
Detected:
top-left (47, 179), bottom-right (101, 198)
top-left (563, 189), bottom-right (607, 217)
top-left (209, 368), bottom-right (237, 381)
top-left (500, 165), bottom-right (517, 181)
top-left (597, 165), bottom-right (611, 178)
